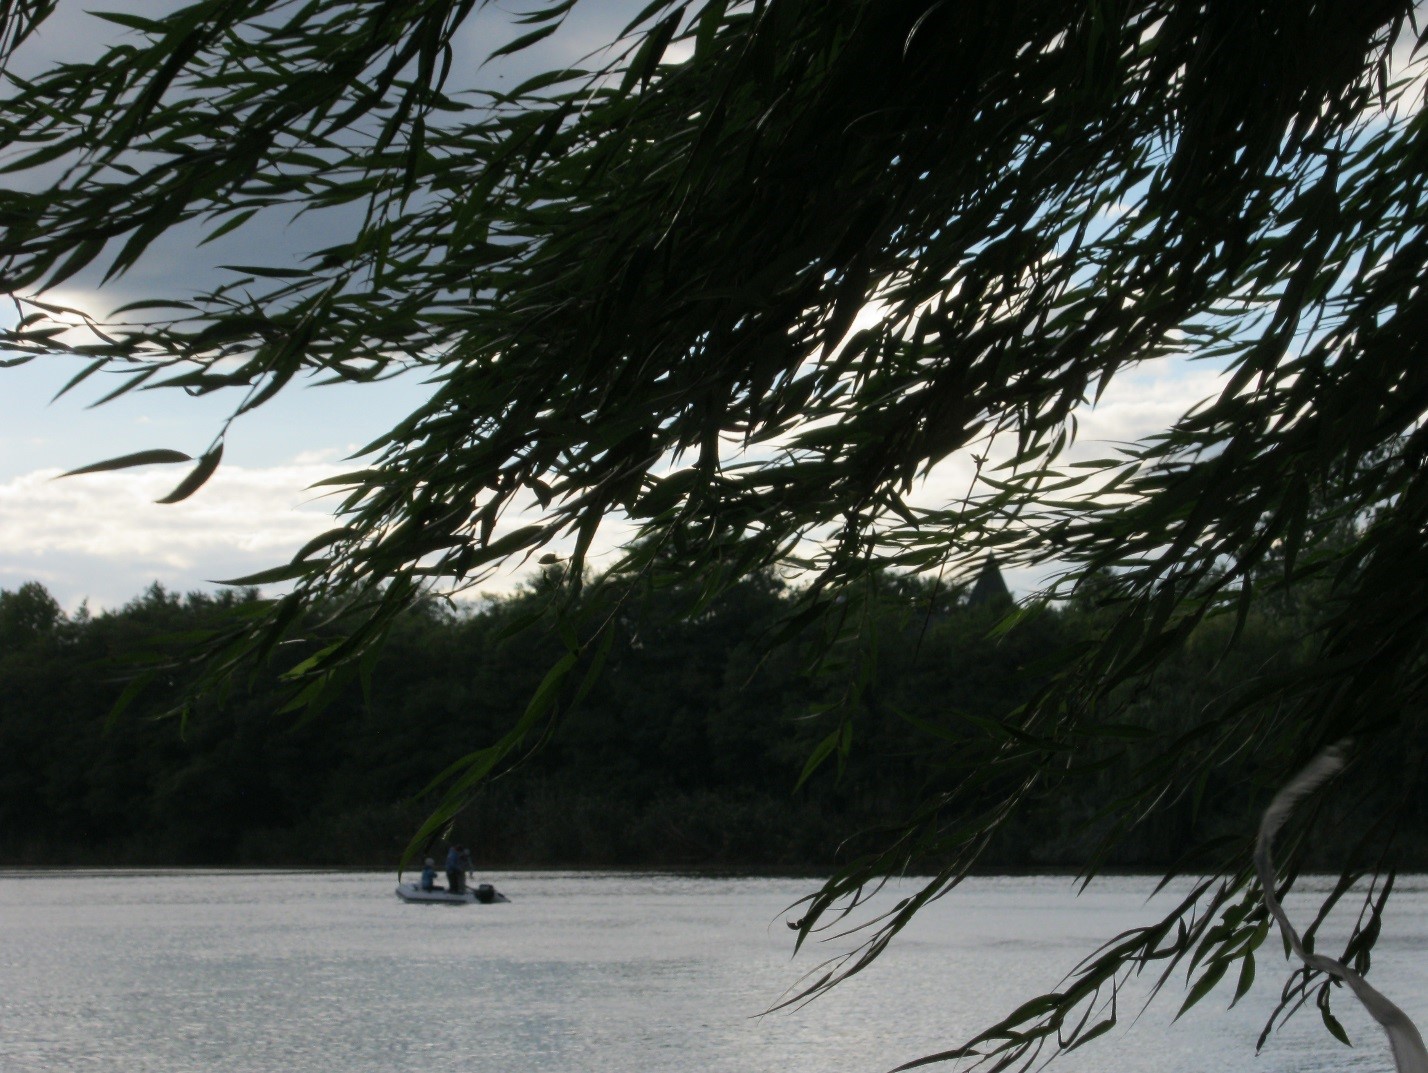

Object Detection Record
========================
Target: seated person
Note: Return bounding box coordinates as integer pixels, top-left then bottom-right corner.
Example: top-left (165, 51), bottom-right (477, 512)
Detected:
top-left (419, 858), bottom-right (441, 892)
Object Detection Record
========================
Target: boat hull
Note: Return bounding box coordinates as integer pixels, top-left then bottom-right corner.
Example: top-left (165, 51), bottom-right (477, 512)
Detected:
top-left (395, 881), bottom-right (509, 905)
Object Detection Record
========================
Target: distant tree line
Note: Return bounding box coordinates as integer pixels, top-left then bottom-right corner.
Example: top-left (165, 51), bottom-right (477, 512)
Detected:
top-left (2, 567), bottom-right (1424, 870)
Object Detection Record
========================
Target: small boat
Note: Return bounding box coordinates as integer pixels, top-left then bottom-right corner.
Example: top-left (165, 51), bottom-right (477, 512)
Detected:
top-left (395, 881), bottom-right (509, 905)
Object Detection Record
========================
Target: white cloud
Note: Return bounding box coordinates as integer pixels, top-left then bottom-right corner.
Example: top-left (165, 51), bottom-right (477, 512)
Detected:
top-left (1072, 360), bottom-right (1225, 448)
top-left (290, 448), bottom-right (346, 466)
top-left (0, 461), bottom-right (341, 610)
top-left (0, 455), bottom-right (647, 612)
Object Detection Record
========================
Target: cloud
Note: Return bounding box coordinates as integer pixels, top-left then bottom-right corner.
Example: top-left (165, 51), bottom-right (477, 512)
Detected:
top-left (0, 453), bottom-right (645, 613)
top-left (0, 461), bottom-right (342, 610)
top-left (1073, 360), bottom-right (1225, 448)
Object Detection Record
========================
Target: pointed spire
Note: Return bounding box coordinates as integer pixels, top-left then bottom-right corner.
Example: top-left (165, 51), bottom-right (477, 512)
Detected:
top-left (967, 554), bottom-right (1011, 607)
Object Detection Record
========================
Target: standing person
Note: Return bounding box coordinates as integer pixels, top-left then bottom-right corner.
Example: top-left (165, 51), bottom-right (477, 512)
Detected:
top-left (445, 844), bottom-right (464, 895)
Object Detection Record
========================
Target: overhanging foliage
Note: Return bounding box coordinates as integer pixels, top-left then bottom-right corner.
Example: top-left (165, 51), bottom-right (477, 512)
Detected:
top-left (4, 1), bottom-right (1428, 1068)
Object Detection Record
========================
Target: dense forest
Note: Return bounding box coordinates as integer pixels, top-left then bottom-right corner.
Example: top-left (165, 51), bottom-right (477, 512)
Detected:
top-left (3, 564), bottom-right (1425, 872)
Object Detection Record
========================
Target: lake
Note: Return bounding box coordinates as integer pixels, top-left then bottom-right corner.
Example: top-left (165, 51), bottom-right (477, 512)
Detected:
top-left (0, 870), bottom-right (1424, 1072)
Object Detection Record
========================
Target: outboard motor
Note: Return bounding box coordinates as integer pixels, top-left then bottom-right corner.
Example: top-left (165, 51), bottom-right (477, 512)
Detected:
top-left (475, 883), bottom-right (496, 904)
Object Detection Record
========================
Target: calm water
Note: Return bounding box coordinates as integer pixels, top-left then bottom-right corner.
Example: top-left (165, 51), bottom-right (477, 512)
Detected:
top-left (0, 870), bottom-right (1424, 1073)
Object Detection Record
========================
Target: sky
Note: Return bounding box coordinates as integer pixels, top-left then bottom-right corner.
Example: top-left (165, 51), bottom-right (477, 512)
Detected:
top-left (1, 2), bottom-right (1233, 612)
top-left (0, 0), bottom-right (654, 611)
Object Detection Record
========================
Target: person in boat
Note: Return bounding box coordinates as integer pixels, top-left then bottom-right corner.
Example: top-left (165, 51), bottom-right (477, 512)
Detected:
top-left (444, 844), bottom-right (469, 895)
top-left (419, 857), bottom-right (440, 892)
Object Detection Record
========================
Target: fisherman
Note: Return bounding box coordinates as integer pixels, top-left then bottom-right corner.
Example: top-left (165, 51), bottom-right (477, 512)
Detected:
top-left (444, 844), bottom-right (466, 895)
top-left (419, 857), bottom-right (440, 892)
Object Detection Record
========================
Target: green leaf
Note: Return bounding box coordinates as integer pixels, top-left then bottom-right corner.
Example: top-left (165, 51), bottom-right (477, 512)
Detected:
top-left (1231, 952), bottom-right (1255, 1007)
top-left (620, 11), bottom-right (679, 92)
top-left (106, 299), bottom-right (199, 316)
top-left (1320, 1003), bottom-right (1351, 1047)
top-left (292, 527), bottom-right (356, 562)
top-left (795, 723), bottom-right (845, 792)
top-left (487, 23), bottom-right (560, 62)
top-left (210, 561), bottom-right (326, 587)
top-left (199, 207), bottom-right (260, 246)
top-left (218, 265), bottom-right (310, 279)
top-left (89, 11), bottom-right (160, 32)
top-left (104, 672), bottom-right (155, 730)
top-left (508, 68), bottom-right (587, 97)
top-left (155, 444), bottom-right (224, 504)
top-left (60, 449), bottom-right (192, 477)
top-left (1175, 959), bottom-right (1228, 1020)
top-left (522, 649), bottom-right (579, 724)
top-left (694, 0), bottom-right (728, 56)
